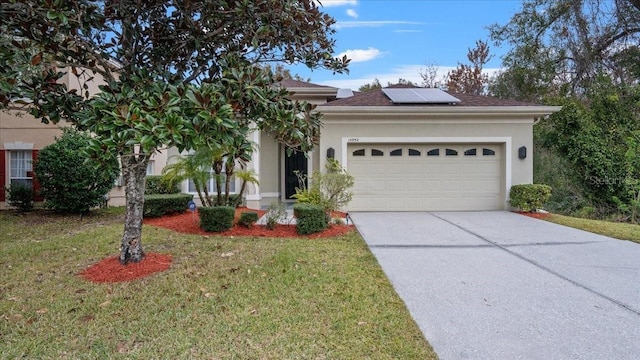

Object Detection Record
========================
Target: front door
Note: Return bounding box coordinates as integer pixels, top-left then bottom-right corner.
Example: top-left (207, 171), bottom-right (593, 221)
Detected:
top-left (284, 149), bottom-right (307, 200)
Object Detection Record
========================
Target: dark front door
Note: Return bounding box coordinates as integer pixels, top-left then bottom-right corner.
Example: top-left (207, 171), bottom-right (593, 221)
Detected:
top-left (284, 149), bottom-right (307, 200)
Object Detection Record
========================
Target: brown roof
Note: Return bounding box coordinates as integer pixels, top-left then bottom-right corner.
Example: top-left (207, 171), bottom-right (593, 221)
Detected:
top-left (278, 79), bottom-right (335, 89)
top-left (321, 88), bottom-right (542, 107)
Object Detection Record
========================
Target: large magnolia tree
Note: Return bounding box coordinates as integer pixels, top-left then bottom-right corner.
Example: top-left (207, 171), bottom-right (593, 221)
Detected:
top-left (0, 0), bottom-right (349, 263)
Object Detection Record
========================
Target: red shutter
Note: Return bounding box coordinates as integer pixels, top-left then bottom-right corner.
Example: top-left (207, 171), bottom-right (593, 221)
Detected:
top-left (0, 150), bottom-right (5, 201)
top-left (32, 150), bottom-right (44, 201)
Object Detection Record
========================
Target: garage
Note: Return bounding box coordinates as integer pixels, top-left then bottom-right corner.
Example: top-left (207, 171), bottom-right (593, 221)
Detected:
top-left (347, 143), bottom-right (504, 211)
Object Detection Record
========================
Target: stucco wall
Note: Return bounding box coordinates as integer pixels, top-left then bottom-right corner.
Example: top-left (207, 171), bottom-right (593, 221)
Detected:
top-left (318, 113), bottom-right (535, 204)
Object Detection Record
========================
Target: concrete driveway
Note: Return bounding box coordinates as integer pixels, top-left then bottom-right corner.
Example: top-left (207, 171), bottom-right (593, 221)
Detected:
top-left (350, 211), bottom-right (640, 360)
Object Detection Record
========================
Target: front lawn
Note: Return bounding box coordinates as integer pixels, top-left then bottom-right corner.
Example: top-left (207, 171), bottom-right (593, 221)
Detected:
top-left (0, 209), bottom-right (436, 359)
top-left (544, 213), bottom-right (640, 244)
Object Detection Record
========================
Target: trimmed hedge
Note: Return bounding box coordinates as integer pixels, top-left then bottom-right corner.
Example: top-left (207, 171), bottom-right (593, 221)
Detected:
top-left (145, 175), bottom-right (180, 195)
top-left (199, 206), bottom-right (235, 232)
top-left (509, 184), bottom-right (552, 212)
top-left (143, 193), bottom-right (193, 218)
top-left (293, 203), bottom-right (328, 235)
top-left (238, 211), bottom-right (259, 228)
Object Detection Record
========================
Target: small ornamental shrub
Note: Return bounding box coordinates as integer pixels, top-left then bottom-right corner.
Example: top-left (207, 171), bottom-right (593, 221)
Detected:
top-left (293, 203), bottom-right (328, 235)
top-left (145, 176), bottom-right (180, 195)
top-left (143, 194), bottom-right (193, 218)
top-left (265, 201), bottom-right (287, 230)
top-left (199, 206), bottom-right (235, 232)
top-left (509, 184), bottom-right (552, 212)
top-left (6, 183), bottom-right (34, 212)
top-left (292, 159), bottom-right (354, 213)
top-left (34, 129), bottom-right (118, 213)
top-left (238, 211), bottom-right (259, 228)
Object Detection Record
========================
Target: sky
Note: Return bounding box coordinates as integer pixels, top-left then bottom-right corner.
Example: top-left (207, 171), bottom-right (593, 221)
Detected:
top-left (288, 0), bottom-right (523, 89)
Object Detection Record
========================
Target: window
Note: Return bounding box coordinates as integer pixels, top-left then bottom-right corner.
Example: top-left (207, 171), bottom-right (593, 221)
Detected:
top-left (464, 148), bottom-right (477, 156)
top-left (409, 149), bottom-right (421, 156)
top-left (10, 150), bottom-right (32, 188)
top-left (371, 149), bottom-right (384, 157)
top-left (188, 169), bottom-right (236, 193)
top-left (146, 160), bottom-right (155, 175)
top-left (427, 149), bottom-right (440, 156)
top-left (445, 149), bottom-right (458, 156)
top-left (352, 149), bottom-right (365, 156)
top-left (390, 149), bottom-right (403, 156)
top-left (483, 148), bottom-right (496, 156)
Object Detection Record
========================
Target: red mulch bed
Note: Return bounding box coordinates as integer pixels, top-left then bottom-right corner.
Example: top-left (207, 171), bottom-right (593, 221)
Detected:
top-left (143, 207), bottom-right (353, 239)
top-left (517, 211), bottom-right (550, 219)
top-left (80, 207), bottom-right (353, 284)
top-left (79, 253), bottom-right (173, 283)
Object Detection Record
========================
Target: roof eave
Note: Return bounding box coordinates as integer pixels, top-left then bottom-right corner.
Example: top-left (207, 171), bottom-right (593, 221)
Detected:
top-left (287, 87), bottom-right (338, 97)
top-left (316, 105), bottom-right (562, 117)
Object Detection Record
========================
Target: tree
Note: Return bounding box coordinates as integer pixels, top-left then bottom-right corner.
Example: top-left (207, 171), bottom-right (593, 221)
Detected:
top-left (446, 40), bottom-right (492, 95)
top-left (358, 78), bottom-right (382, 92)
top-left (34, 128), bottom-right (118, 213)
top-left (489, 0), bottom-right (640, 98)
top-left (263, 64), bottom-right (310, 82)
top-left (419, 63), bottom-right (445, 88)
top-left (1, 1), bottom-right (349, 264)
top-left (358, 78), bottom-right (418, 92)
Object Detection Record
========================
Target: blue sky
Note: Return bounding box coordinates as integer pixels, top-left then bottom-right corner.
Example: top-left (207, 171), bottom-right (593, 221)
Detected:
top-left (289, 0), bottom-right (523, 89)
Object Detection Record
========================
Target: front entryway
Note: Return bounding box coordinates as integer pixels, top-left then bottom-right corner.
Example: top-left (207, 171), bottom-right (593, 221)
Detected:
top-left (284, 149), bottom-right (307, 200)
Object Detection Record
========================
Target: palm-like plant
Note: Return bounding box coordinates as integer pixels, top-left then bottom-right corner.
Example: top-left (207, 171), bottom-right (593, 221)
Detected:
top-left (234, 169), bottom-right (260, 207)
top-left (162, 149), bottom-right (218, 207)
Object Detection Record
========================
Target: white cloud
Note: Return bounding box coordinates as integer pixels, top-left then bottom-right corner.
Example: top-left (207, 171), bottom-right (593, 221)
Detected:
top-left (334, 20), bottom-right (423, 30)
top-left (315, 0), bottom-right (358, 7)
top-left (336, 47), bottom-right (383, 63)
top-left (346, 9), bottom-right (358, 18)
top-left (317, 65), bottom-right (502, 90)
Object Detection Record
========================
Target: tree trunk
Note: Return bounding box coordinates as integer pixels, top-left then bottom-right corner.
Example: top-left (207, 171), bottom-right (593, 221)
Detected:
top-left (119, 155), bottom-right (149, 264)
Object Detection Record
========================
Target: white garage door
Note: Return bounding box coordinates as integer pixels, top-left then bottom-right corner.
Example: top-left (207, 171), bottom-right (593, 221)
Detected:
top-left (347, 144), bottom-right (504, 211)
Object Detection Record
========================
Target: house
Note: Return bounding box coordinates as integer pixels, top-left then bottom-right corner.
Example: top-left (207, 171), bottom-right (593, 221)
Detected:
top-left (1, 79), bottom-right (561, 211)
top-left (241, 81), bottom-right (561, 211)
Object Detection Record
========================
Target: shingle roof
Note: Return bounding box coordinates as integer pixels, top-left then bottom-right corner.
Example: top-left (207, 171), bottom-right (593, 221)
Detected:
top-left (321, 88), bottom-right (542, 107)
top-left (278, 79), bottom-right (335, 89)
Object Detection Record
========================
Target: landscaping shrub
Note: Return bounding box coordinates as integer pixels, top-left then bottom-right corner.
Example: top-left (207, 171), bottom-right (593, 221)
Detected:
top-left (143, 194), bottom-right (193, 218)
top-left (293, 203), bottom-right (328, 235)
top-left (145, 175), bottom-right (180, 195)
top-left (199, 206), bottom-right (235, 232)
top-left (5, 183), bottom-right (34, 212)
top-left (238, 211), bottom-right (259, 228)
top-left (509, 184), bottom-right (553, 212)
top-left (265, 201), bottom-right (287, 230)
top-left (292, 159), bottom-right (354, 213)
top-left (34, 129), bottom-right (118, 213)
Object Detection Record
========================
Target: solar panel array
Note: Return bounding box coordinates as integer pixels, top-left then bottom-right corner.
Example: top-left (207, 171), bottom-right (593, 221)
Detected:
top-left (382, 88), bottom-right (461, 104)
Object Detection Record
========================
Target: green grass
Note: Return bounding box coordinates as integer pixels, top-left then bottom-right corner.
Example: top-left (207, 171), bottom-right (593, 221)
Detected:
top-left (545, 213), bottom-right (640, 244)
top-left (0, 208), bottom-right (436, 359)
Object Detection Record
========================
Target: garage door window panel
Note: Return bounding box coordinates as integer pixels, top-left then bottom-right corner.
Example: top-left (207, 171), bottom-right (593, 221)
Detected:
top-left (464, 148), bottom-right (477, 156)
top-left (409, 149), bottom-right (421, 156)
top-left (390, 149), bottom-right (403, 156)
top-left (352, 149), bottom-right (365, 156)
top-left (427, 149), bottom-right (440, 156)
top-left (371, 149), bottom-right (384, 156)
top-left (483, 148), bottom-right (496, 156)
top-left (445, 149), bottom-right (458, 156)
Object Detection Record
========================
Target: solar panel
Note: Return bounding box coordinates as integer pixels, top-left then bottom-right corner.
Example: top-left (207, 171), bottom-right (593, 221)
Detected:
top-left (336, 88), bottom-right (354, 98)
top-left (382, 88), bottom-right (461, 104)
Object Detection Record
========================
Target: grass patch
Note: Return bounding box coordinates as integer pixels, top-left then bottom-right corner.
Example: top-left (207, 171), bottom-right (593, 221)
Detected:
top-left (0, 208), bottom-right (436, 359)
top-left (545, 213), bottom-right (640, 244)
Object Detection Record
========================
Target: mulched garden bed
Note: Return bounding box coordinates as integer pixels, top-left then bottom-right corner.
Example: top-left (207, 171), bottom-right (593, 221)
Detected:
top-left (516, 211), bottom-right (550, 219)
top-left (81, 207), bottom-right (353, 283)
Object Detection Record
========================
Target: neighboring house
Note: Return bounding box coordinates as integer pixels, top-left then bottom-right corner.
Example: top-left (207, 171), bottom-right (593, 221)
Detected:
top-left (1, 78), bottom-right (561, 212)
top-left (0, 69), bottom-right (166, 209)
